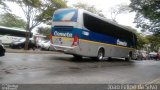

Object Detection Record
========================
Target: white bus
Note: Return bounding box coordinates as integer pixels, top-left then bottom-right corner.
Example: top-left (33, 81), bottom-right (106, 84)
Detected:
top-left (50, 8), bottom-right (137, 60)
top-left (0, 35), bottom-right (24, 44)
top-left (0, 26), bottom-right (31, 44)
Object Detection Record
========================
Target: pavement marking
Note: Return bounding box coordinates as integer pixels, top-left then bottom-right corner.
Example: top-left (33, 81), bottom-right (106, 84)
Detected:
top-left (146, 77), bottom-right (160, 84)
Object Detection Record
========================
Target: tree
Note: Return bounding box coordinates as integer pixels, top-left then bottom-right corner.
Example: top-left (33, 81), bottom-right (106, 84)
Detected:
top-left (0, 13), bottom-right (26, 29)
top-left (0, 0), bottom-right (5, 9)
top-left (37, 0), bottom-right (67, 23)
top-left (129, 0), bottom-right (160, 51)
top-left (129, 0), bottom-right (160, 33)
top-left (125, 26), bottom-right (149, 49)
top-left (0, 0), bottom-right (10, 12)
top-left (109, 3), bottom-right (130, 22)
top-left (136, 33), bottom-right (149, 50)
top-left (73, 2), bottom-right (105, 17)
top-left (146, 33), bottom-right (160, 51)
top-left (37, 27), bottom-right (51, 37)
top-left (6, 0), bottom-right (67, 50)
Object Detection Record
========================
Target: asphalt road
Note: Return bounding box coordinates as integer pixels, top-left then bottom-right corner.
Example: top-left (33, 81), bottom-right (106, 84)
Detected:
top-left (0, 53), bottom-right (160, 84)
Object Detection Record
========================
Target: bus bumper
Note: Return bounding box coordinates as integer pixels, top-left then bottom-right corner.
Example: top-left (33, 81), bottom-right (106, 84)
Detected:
top-left (52, 45), bottom-right (77, 54)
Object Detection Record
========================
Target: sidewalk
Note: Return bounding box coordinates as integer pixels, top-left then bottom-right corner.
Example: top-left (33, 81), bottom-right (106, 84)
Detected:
top-left (6, 48), bottom-right (61, 54)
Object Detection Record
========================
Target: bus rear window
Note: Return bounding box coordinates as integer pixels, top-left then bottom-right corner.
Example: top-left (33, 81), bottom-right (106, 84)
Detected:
top-left (53, 9), bottom-right (78, 22)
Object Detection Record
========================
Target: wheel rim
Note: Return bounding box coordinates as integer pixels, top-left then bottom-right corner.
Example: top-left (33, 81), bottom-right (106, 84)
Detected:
top-left (98, 51), bottom-right (103, 60)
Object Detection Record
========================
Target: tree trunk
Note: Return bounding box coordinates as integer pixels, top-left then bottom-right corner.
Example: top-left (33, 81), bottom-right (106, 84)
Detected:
top-left (24, 31), bottom-right (30, 50)
top-left (24, 23), bottom-right (30, 50)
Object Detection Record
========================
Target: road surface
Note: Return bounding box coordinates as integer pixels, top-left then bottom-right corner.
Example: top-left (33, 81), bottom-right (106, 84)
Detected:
top-left (0, 53), bottom-right (160, 84)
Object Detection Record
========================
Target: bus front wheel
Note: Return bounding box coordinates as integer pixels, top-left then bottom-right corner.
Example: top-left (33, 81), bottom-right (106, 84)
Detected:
top-left (97, 48), bottom-right (104, 60)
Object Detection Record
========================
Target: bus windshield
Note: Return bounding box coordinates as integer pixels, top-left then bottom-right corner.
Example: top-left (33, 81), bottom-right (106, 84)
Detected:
top-left (53, 9), bottom-right (78, 22)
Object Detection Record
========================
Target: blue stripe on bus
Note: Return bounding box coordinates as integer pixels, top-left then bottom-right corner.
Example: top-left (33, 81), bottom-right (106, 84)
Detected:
top-left (51, 27), bottom-right (133, 47)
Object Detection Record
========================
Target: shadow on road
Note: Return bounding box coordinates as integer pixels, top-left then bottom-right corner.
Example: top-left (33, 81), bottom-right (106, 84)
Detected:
top-left (50, 56), bottom-right (135, 70)
top-left (51, 56), bottom-right (134, 63)
top-left (0, 60), bottom-right (4, 65)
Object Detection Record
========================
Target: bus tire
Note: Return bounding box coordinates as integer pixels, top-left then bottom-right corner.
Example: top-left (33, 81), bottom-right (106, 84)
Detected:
top-left (73, 55), bottom-right (82, 59)
top-left (108, 57), bottom-right (112, 60)
top-left (97, 48), bottom-right (104, 60)
top-left (91, 57), bottom-right (97, 60)
top-left (125, 52), bottom-right (132, 61)
top-left (125, 57), bottom-right (130, 61)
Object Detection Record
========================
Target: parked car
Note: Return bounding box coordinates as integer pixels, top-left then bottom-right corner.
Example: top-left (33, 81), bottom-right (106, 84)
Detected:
top-left (132, 50), bottom-right (139, 60)
top-left (137, 50), bottom-right (148, 60)
top-left (36, 40), bottom-right (47, 48)
top-left (0, 40), bottom-right (5, 56)
top-left (10, 38), bottom-right (36, 50)
top-left (40, 41), bottom-right (51, 51)
top-left (148, 52), bottom-right (157, 60)
top-left (156, 52), bottom-right (160, 60)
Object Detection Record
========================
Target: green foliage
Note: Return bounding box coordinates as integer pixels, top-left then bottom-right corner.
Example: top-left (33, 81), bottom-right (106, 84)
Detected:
top-left (38, 27), bottom-right (51, 36)
top-left (6, 0), bottom-right (67, 31)
top-left (37, 0), bottom-right (67, 23)
top-left (0, 13), bottom-right (26, 29)
top-left (37, 27), bottom-right (51, 37)
top-left (136, 33), bottom-right (149, 49)
top-left (73, 2), bottom-right (105, 17)
top-left (146, 33), bottom-right (160, 51)
top-left (129, 0), bottom-right (160, 33)
top-left (13, 0), bottom-right (41, 7)
top-left (4, 0), bottom-right (67, 49)
top-left (124, 26), bottom-right (149, 49)
top-left (130, 0), bottom-right (160, 50)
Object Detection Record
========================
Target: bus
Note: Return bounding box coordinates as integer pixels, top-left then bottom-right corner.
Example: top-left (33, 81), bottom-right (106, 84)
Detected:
top-left (50, 8), bottom-right (137, 60)
top-left (0, 26), bottom-right (32, 37)
top-left (0, 26), bottom-right (32, 44)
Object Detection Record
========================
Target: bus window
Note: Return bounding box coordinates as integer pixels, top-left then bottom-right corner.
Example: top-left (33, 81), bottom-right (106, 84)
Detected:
top-left (83, 13), bottom-right (133, 42)
top-left (53, 9), bottom-right (78, 22)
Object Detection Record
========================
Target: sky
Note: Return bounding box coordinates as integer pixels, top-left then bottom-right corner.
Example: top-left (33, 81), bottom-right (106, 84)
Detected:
top-left (67, 0), bottom-right (137, 29)
top-left (6, 0), bottom-right (139, 33)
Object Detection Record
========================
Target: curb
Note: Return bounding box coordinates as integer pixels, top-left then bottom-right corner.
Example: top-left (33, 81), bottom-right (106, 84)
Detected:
top-left (6, 49), bottom-right (61, 54)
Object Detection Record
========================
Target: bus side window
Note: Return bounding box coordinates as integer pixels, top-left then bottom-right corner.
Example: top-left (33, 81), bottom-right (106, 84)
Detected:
top-left (83, 13), bottom-right (135, 47)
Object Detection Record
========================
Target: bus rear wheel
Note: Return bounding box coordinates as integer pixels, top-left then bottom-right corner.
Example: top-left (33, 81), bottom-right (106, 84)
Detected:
top-left (73, 55), bottom-right (82, 59)
top-left (125, 57), bottom-right (131, 61)
top-left (97, 48), bottom-right (104, 60)
top-left (125, 52), bottom-right (132, 61)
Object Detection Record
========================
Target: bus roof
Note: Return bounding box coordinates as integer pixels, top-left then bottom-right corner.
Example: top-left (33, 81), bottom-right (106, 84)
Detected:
top-left (0, 26), bottom-right (26, 32)
top-left (54, 8), bottom-right (136, 34)
top-left (0, 26), bottom-right (32, 37)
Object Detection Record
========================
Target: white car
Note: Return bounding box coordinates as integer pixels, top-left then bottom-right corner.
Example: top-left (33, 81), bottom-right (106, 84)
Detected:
top-left (149, 52), bottom-right (157, 60)
top-left (40, 41), bottom-right (51, 50)
top-left (36, 40), bottom-right (46, 48)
